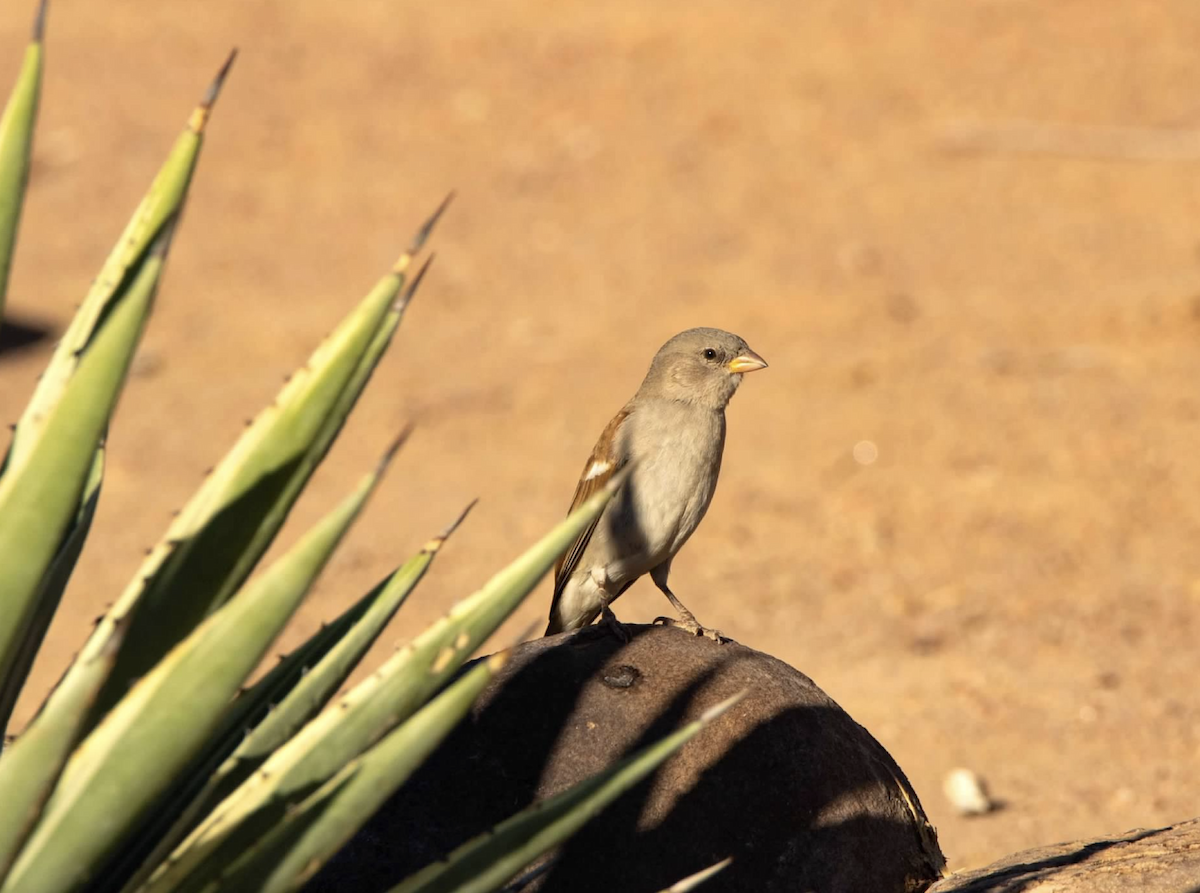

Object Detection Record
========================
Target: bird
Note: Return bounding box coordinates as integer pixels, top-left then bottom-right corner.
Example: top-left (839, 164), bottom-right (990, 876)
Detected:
top-left (544, 327), bottom-right (767, 642)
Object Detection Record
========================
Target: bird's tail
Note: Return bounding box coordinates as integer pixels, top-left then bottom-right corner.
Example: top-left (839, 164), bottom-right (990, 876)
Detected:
top-left (545, 600), bottom-right (603, 636)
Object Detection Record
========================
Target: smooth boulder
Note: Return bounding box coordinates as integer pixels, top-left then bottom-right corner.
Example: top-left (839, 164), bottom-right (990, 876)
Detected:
top-left (309, 624), bottom-right (947, 893)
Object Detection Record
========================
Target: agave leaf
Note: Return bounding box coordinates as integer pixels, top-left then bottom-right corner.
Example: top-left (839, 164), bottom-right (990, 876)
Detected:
top-left (0, 53), bottom-right (231, 740)
top-left (0, 585), bottom-right (124, 885)
top-left (0, 237), bottom-right (165, 742)
top-left (0, 0), bottom-right (46, 317)
top-left (139, 471), bottom-right (627, 893)
top-left (315, 224), bottom-right (441, 458)
top-left (98, 596), bottom-right (372, 893)
top-left (207, 651), bottom-right (506, 893)
top-left (0, 449), bottom-right (393, 893)
top-left (654, 858), bottom-right (733, 892)
top-left (84, 203), bottom-right (448, 729)
top-left (495, 845), bottom-right (732, 892)
top-left (0, 445), bottom-right (103, 741)
top-left (389, 692), bottom-right (745, 893)
top-left (4, 49), bottom-right (233, 477)
top-left (112, 500), bottom-right (471, 893)
top-left (202, 499), bottom-right (474, 809)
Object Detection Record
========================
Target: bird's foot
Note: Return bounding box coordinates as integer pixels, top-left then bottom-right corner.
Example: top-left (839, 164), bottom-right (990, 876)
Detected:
top-left (653, 614), bottom-right (725, 643)
top-left (599, 605), bottom-right (631, 643)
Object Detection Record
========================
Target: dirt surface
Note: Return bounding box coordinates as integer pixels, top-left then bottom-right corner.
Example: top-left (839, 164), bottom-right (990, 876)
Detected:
top-left (2, 0), bottom-right (1200, 876)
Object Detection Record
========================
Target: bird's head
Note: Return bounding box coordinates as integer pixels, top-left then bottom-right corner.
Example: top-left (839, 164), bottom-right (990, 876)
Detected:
top-left (639, 327), bottom-right (768, 409)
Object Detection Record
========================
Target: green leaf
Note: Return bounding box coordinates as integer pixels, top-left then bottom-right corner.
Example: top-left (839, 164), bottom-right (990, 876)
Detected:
top-left (84, 202), bottom-right (448, 729)
top-left (654, 858), bottom-right (733, 892)
top-left (96, 594), bottom-right (367, 893)
top-left (0, 53), bottom-right (232, 739)
top-left (209, 651), bottom-right (506, 893)
top-left (138, 470), bottom-right (626, 893)
top-left (3, 48), bottom-right (233, 478)
top-left (499, 856), bottom-right (733, 893)
top-left (0, 240), bottom-right (164, 742)
top-left (0, 0), bottom-right (45, 317)
top-left (389, 692), bottom-right (745, 893)
top-left (112, 498), bottom-right (471, 893)
top-left (201, 498), bottom-right (473, 813)
top-left (0, 451), bottom-right (391, 893)
top-left (0, 578), bottom-right (124, 885)
top-left (0, 445), bottom-right (103, 741)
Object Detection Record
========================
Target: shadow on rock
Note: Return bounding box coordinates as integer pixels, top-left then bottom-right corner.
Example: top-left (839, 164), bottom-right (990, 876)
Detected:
top-left (307, 624), bottom-right (946, 893)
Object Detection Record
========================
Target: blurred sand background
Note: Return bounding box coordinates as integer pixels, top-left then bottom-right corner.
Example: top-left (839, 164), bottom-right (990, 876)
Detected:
top-left (3, 0), bottom-right (1200, 874)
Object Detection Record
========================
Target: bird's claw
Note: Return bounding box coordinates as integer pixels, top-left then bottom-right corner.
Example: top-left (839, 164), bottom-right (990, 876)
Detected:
top-left (599, 605), bottom-right (631, 643)
top-left (653, 615), bottom-right (725, 643)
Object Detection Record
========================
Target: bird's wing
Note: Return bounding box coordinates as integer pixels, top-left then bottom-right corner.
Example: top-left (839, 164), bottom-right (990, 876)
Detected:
top-left (551, 406), bottom-right (631, 602)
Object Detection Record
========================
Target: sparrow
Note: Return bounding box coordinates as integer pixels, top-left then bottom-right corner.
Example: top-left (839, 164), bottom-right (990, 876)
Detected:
top-left (544, 327), bottom-right (767, 642)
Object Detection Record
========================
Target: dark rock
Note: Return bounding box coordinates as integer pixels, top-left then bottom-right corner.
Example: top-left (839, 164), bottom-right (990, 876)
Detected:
top-left (929, 819), bottom-right (1200, 892)
top-left (308, 624), bottom-right (947, 893)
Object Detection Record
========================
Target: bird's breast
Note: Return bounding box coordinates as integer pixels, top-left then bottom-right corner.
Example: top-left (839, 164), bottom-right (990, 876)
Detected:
top-left (613, 405), bottom-right (726, 560)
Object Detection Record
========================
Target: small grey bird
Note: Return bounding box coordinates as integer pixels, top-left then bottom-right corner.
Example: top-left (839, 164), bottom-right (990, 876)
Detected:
top-left (544, 327), bottom-right (767, 641)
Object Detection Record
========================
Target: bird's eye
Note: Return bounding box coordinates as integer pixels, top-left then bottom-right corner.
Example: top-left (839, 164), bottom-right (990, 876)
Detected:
top-left (703, 348), bottom-right (717, 360)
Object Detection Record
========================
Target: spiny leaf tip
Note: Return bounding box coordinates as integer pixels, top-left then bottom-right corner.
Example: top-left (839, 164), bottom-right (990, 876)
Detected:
top-left (376, 423), bottom-right (415, 474)
top-left (666, 857), bottom-right (734, 892)
top-left (396, 252), bottom-right (435, 309)
top-left (32, 0), bottom-right (48, 41)
top-left (189, 47), bottom-right (238, 136)
top-left (205, 48), bottom-right (238, 108)
top-left (442, 498), bottom-right (478, 538)
top-left (408, 191), bottom-right (456, 255)
top-left (604, 461), bottom-right (636, 495)
top-left (423, 498), bottom-right (477, 552)
top-left (699, 689), bottom-right (747, 724)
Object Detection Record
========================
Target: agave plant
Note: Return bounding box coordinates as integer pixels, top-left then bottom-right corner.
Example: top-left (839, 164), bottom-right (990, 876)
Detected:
top-left (0, 5), bottom-right (736, 893)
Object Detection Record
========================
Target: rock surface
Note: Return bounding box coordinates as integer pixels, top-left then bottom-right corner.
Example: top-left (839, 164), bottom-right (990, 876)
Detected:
top-left (929, 819), bottom-right (1200, 892)
top-left (308, 624), bottom-right (946, 893)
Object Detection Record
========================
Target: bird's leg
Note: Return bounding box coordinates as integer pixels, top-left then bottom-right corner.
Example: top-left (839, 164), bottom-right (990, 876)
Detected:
top-left (597, 592), bottom-right (631, 643)
top-left (652, 580), bottom-right (724, 643)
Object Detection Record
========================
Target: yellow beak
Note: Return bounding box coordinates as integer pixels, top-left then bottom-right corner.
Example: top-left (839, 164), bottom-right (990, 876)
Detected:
top-left (727, 349), bottom-right (768, 374)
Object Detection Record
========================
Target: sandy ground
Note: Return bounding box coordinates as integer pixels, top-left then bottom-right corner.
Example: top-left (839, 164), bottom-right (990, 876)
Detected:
top-left (3, 0), bottom-right (1200, 875)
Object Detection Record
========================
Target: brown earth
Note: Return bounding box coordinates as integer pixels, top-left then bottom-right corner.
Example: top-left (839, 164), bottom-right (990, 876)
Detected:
top-left (2, 0), bottom-right (1200, 878)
